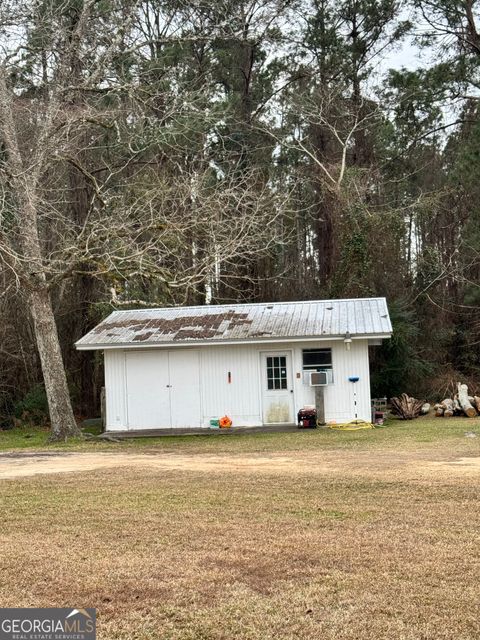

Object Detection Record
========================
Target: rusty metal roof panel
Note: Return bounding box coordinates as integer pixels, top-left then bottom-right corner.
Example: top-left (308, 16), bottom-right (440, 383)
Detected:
top-left (75, 298), bottom-right (392, 349)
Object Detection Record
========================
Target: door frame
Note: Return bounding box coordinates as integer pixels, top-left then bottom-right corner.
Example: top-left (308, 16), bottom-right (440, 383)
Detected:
top-left (259, 349), bottom-right (295, 425)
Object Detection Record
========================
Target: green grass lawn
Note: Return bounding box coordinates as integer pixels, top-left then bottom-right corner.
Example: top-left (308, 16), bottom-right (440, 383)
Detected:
top-left (0, 422), bottom-right (102, 450)
top-left (1, 414), bottom-right (480, 454)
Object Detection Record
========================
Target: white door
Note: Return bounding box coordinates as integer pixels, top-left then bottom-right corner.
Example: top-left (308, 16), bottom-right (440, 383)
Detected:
top-left (125, 349), bottom-right (202, 429)
top-left (126, 351), bottom-right (170, 429)
top-left (261, 352), bottom-right (295, 424)
top-left (169, 350), bottom-right (201, 428)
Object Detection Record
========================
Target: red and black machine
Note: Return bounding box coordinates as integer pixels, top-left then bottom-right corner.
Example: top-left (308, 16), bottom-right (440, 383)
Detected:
top-left (297, 407), bottom-right (317, 429)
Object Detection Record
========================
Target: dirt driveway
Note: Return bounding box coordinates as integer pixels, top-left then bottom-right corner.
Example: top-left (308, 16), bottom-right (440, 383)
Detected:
top-left (0, 448), bottom-right (479, 480)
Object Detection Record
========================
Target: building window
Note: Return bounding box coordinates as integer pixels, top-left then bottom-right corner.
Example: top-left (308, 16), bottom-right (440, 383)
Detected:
top-left (266, 355), bottom-right (287, 390)
top-left (302, 348), bottom-right (333, 383)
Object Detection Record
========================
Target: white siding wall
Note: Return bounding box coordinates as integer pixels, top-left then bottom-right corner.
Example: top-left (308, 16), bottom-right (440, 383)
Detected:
top-left (199, 346), bottom-right (262, 427)
top-left (104, 350), bottom-right (127, 429)
top-left (103, 338), bottom-right (372, 430)
top-left (291, 340), bottom-right (371, 423)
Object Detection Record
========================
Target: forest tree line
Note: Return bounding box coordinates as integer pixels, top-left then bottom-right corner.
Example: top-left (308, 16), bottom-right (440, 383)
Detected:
top-left (0, 0), bottom-right (479, 437)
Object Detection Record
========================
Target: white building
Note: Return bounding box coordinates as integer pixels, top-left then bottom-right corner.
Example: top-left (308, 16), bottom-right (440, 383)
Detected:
top-left (76, 298), bottom-right (392, 432)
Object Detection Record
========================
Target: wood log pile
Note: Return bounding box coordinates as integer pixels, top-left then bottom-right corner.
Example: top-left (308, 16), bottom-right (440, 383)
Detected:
top-left (390, 393), bottom-right (425, 420)
top-left (434, 383), bottom-right (479, 418)
top-left (390, 383), bottom-right (480, 421)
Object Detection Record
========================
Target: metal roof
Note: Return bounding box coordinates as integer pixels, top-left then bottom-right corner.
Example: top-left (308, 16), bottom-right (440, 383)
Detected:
top-left (76, 298), bottom-right (392, 350)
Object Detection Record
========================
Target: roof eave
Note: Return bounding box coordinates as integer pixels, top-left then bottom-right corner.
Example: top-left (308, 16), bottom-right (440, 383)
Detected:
top-left (75, 332), bottom-right (392, 351)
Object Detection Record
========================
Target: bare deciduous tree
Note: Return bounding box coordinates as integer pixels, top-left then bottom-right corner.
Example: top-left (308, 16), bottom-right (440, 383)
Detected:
top-left (0, 0), bottom-right (296, 438)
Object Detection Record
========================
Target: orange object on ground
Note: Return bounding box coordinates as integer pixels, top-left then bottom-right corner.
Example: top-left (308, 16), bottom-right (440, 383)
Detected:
top-left (219, 415), bottom-right (232, 428)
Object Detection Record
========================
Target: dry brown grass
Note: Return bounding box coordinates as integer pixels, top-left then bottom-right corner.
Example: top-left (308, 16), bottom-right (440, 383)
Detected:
top-left (1, 420), bottom-right (480, 639)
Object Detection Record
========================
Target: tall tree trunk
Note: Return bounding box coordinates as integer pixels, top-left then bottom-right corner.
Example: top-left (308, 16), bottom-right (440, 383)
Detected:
top-left (30, 287), bottom-right (80, 439)
top-left (0, 67), bottom-right (80, 440)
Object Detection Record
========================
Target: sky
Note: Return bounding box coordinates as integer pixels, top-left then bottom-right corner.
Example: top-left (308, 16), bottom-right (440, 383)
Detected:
top-left (385, 36), bottom-right (423, 71)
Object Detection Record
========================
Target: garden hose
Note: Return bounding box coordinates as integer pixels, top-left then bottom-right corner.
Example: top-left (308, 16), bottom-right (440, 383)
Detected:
top-left (324, 419), bottom-right (374, 431)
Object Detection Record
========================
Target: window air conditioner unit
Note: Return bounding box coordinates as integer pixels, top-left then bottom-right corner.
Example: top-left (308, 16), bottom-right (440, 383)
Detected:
top-left (309, 371), bottom-right (328, 387)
